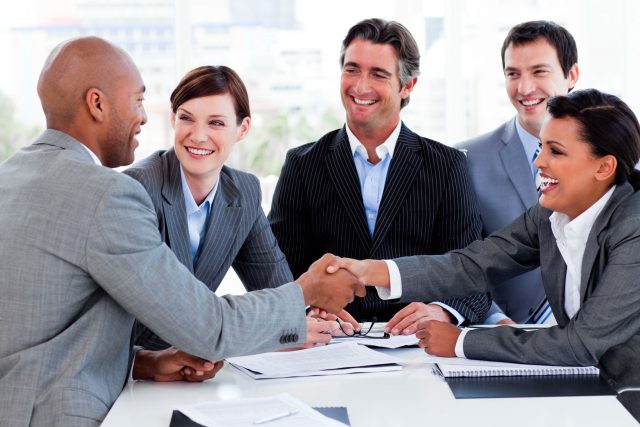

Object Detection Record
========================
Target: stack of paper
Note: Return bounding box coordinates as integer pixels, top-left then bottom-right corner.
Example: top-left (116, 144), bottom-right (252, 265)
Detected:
top-left (227, 342), bottom-right (402, 379)
top-left (175, 393), bottom-right (346, 426)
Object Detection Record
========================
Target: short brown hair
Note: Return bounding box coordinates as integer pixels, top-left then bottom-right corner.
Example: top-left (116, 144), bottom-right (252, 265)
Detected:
top-left (170, 65), bottom-right (250, 124)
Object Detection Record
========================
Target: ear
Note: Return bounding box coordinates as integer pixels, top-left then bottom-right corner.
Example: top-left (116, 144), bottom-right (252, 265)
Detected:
top-left (594, 154), bottom-right (617, 183)
top-left (235, 116), bottom-right (251, 142)
top-left (567, 63), bottom-right (579, 90)
top-left (86, 87), bottom-right (106, 123)
top-left (399, 76), bottom-right (417, 100)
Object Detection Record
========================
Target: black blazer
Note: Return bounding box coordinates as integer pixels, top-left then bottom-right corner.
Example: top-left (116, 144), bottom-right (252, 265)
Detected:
top-left (269, 124), bottom-right (490, 322)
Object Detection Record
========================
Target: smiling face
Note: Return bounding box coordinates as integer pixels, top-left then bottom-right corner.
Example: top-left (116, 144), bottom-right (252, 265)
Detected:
top-left (102, 62), bottom-right (148, 167)
top-left (340, 38), bottom-right (415, 141)
top-left (504, 38), bottom-right (578, 136)
top-left (172, 93), bottom-right (249, 191)
top-left (535, 115), bottom-right (616, 220)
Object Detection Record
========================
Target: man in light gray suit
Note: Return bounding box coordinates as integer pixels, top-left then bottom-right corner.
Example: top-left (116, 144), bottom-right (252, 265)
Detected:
top-left (458, 21), bottom-right (579, 323)
top-left (0, 37), bottom-right (364, 426)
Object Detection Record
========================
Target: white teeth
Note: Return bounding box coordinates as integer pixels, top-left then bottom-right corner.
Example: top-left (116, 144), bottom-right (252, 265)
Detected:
top-left (542, 176), bottom-right (559, 184)
top-left (354, 98), bottom-right (375, 105)
top-left (186, 147), bottom-right (213, 156)
top-left (521, 99), bottom-right (543, 106)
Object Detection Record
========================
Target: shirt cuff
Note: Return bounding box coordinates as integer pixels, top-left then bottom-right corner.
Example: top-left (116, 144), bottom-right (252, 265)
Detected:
top-left (484, 311), bottom-right (510, 325)
top-left (130, 345), bottom-right (142, 382)
top-left (375, 260), bottom-right (401, 300)
top-left (430, 302), bottom-right (465, 326)
top-left (454, 328), bottom-right (470, 358)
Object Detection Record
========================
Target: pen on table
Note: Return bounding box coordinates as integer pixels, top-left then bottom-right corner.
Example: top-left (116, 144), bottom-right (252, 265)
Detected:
top-left (253, 409), bottom-right (299, 425)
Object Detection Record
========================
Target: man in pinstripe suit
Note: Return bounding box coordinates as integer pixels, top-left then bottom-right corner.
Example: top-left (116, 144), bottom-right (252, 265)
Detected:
top-left (270, 18), bottom-right (490, 334)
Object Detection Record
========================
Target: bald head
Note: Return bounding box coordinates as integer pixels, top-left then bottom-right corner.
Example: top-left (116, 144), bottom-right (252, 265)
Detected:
top-left (37, 36), bottom-right (138, 128)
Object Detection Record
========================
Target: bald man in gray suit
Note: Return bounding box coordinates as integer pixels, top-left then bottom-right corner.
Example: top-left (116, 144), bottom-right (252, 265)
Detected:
top-left (0, 37), bottom-right (363, 426)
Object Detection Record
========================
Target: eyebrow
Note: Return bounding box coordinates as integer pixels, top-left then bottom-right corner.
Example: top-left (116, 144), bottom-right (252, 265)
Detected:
top-left (343, 61), bottom-right (392, 77)
top-left (505, 63), bottom-right (553, 73)
top-left (176, 107), bottom-right (229, 119)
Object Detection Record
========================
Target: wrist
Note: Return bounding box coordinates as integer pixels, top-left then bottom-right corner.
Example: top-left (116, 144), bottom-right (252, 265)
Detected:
top-left (132, 349), bottom-right (157, 380)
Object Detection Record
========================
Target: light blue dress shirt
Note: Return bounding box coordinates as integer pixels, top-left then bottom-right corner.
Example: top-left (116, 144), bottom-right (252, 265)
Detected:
top-left (179, 166), bottom-right (219, 264)
top-left (346, 122), bottom-right (401, 237)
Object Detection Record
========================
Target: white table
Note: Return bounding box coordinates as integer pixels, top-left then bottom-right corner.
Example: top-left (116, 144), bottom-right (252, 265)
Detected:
top-left (102, 348), bottom-right (638, 427)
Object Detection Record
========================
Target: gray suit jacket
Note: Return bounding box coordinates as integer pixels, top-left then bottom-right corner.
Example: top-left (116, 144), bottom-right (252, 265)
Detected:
top-left (458, 117), bottom-right (545, 322)
top-left (395, 183), bottom-right (640, 386)
top-left (0, 130), bottom-right (306, 426)
top-left (124, 149), bottom-right (293, 350)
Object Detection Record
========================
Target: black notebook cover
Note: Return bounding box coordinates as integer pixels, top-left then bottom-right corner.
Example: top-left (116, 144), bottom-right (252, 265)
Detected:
top-left (445, 374), bottom-right (616, 399)
top-left (169, 406), bottom-right (350, 426)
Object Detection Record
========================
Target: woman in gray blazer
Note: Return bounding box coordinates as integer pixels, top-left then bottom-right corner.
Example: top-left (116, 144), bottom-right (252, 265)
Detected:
top-left (332, 89), bottom-right (640, 386)
top-left (126, 66), bottom-right (338, 353)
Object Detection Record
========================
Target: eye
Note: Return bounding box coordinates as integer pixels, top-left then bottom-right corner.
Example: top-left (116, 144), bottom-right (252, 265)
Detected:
top-left (178, 114), bottom-right (192, 121)
top-left (535, 69), bottom-right (549, 76)
top-left (372, 72), bottom-right (388, 80)
top-left (210, 120), bottom-right (224, 127)
top-left (343, 66), bottom-right (358, 74)
top-left (505, 71), bottom-right (518, 79)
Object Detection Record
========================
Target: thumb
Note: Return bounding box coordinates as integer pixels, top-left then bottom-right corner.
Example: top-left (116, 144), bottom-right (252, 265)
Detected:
top-left (174, 351), bottom-right (215, 371)
top-left (325, 256), bottom-right (343, 274)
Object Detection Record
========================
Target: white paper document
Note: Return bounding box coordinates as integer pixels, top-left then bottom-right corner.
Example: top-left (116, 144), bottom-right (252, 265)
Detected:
top-left (227, 342), bottom-right (402, 379)
top-left (176, 393), bottom-right (346, 427)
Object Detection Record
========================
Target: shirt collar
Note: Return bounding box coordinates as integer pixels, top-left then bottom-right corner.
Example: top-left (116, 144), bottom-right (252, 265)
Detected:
top-left (179, 165), bottom-right (218, 215)
top-left (346, 120), bottom-right (402, 161)
top-left (550, 185), bottom-right (616, 242)
top-left (514, 117), bottom-right (540, 163)
top-left (79, 144), bottom-right (102, 166)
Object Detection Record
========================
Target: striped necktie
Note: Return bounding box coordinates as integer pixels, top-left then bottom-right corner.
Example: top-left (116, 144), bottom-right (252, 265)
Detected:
top-left (530, 298), bottom-right (557, 325)
top-left (532, 143), bottom-right (541, 191)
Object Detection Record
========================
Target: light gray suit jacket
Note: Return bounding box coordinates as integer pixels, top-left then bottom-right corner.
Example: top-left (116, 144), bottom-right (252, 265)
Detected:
top-left (395, 183), bottom-right (640, 386)
top-left (458, 117), bottom-right (545, 322)
top-left (0, 130), bottom-right (306, 426)
top-left (124, 150), bottom-right (293, 350)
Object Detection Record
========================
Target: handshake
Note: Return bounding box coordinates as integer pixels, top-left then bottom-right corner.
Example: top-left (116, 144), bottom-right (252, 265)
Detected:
top-left (296, 254), bottom-right (389, 314)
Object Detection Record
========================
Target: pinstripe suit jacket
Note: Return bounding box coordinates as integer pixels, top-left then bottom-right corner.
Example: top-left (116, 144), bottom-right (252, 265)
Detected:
top-left (125, 149), bottom-right (293, 350)
top-left (396, 183), bottom-right (640, 386)
top-left (458, 118), bottom-right (545, 322)
top-left (269, 124), bottom-right (491, 322)
top-left (0, 131), bottom-right (306, 426)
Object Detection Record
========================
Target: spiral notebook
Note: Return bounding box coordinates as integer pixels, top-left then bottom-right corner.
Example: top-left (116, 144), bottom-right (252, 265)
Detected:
top-left (434, 360), bottom-right (599, 378)
top-left (430, 358), bottom-right (614, 399)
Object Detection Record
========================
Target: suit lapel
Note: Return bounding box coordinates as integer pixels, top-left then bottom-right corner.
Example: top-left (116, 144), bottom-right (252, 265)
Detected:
top-left (324, 128), bottom-right (371, 249)
top-left (539, 218), bottom-right (570, 324)
top-left (371, 124), bottom-right (422, 253)
top-left (194, 168), bottom-right (242, 284)
top-left (161, 151), bottom-right (194, 273)
top-left (579, 184), bottom-right (633, 303)
top-left (499, 118), bottom-right (538, 208)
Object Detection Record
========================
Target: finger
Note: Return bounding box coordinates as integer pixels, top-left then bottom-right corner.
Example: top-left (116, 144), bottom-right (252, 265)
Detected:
top-left (386, 305), bottom-right (414, 333)
top-left (337, 310), bottom-right (360, 331)
top-left (392, 313), bottom-right (424, 336)
top-left (354, 281), bottom-right (366, 298)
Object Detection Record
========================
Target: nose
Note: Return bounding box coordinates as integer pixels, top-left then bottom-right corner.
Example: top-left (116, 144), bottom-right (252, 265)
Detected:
top-left (533, 146), bottom-right (545, 169)
top-left (191, 122), bottom-right (208, 144)
top-left (518, 73), bottom-right (535, 96)
top-left (140, 105), bottom-right (148, 126)
top-left (353, 74), bottom-right (370, 94)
